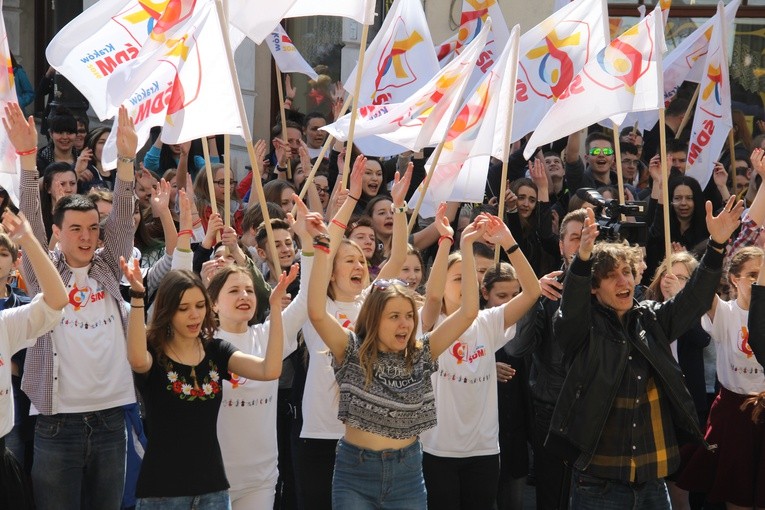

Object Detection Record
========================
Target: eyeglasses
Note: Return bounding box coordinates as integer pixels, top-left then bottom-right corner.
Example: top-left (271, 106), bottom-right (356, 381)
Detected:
top-left (315, 185), bottom-right (330, 194)
top-left (588, 147), bottom-right (615, 156)
top-left (371, 278), bottom-right (407, 291)
top-left (621, 158), bottom-right (638, 167)
top-left (213, 179), bottom-right (238, 187)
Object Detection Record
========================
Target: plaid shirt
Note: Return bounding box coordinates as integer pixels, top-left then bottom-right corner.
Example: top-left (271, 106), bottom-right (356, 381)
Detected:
top-left (727, 216), bottom-right (763, 261)
top-left (586, 349), bottom-right (680, 482)
top-left (19, 168), bottom-right (135, 415)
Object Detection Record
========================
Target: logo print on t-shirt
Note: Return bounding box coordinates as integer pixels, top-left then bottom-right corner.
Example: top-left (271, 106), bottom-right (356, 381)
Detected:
top-left (450, 341), bottom-right (487, 370)
top-left (228, 372), bottom-right (248, 388)
top-left (739, 326), bottom-right (754, 359)
top-left (336, 312), bottom-right (353, 330)
top-left (68, 284), bottom-right (91, 311)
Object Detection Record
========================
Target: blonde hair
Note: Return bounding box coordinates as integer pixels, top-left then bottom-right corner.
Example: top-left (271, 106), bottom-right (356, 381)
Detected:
top-left (645, 251), bottom-right (698, 301)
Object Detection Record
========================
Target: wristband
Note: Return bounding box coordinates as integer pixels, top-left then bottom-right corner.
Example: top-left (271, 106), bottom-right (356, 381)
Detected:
top-left (331, 219), bottom-right (348, 230)
top-left (276, 165), bottom-right (287, 171)
top-left (391, 204), bottom-right (407, 214)
top-left (176, 247), bottom-right (192, 253)
top-left (438, 235), bottom-right (454, 246)
top-left (347, 194), bottom-right (360, 202)
top-left (129, 289), bottom-right (146, 299)
top-left (313, 243), bottom-right (330, 254)
top-left (130, 305), bottom-right (145, 309)
top-left (118, 155), bottom-right (136, 164)
top-left (505, 243), bottom-right (521, 255)
top-left (178, 229), bottom-right (194, 237)
top-left (708, 237), bottom-right (727, 251)
top-left (15, 148), bottom-right (37, 156)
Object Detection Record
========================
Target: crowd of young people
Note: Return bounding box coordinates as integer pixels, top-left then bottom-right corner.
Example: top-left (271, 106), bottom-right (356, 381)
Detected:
top-left (1, 78), bottom-right (765, 510)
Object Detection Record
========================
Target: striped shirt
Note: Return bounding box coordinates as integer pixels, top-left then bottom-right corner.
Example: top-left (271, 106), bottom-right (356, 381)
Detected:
top-left (19, 168), bottom-right (135, 415)
top-left (587, 349), bottom-right (680, 482)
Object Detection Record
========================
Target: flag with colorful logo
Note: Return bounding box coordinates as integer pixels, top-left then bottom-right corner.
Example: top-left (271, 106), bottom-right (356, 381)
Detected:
top-left (434, 33), bottom-right (459, 67)
top-left (322, 19), bottom-right (491, 157)
top-left (512, 0), bottom-right (609, 143)
top-left (285, 0), bottom-right (376, 25)
top-left (46, 0), bottom-right (208, 120)
top-left (685, 2), bottom-right (731, 188)
top-left (101, 0), bottom-right (242, 168)
top-left (408, 26), bottom-right (520, 217)
top-left (344, 0), bottom-right (438, 107)
top-left (266, 24), bottom-right (318, 80)
top-left (524, 5), bottom-right (666, 159)
top-left (228, 0), bottom-right (297, 44)
top-left (0, 0), bottom-right (21, 201)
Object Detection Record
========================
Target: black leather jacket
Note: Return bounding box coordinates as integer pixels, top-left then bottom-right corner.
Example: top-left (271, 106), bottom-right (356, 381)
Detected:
top-left (748, 284), bottom-right (765, 367)
top-left (546, 245), bottom-right (723, 471)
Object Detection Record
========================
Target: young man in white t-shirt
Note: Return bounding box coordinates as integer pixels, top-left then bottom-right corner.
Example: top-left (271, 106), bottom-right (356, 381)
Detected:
top-left (12, 105), bottom-right (138, 510)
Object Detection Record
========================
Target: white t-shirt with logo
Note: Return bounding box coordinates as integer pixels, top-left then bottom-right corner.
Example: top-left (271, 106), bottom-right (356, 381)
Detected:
top-left (0, 295), bottom-right (62, 437)
top-left (704, 298), bottom-right (765, 395)
top-left (421, 306), bottom-right (516, 457)
top-left (53, 266), bottom-right (135, 412)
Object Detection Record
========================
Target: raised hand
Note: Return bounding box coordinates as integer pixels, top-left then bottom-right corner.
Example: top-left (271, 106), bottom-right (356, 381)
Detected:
top-left (120, 256), bottom-right (145, 293)
top-left (461, 216), bottom-right (489, 246)
top-left (660, 272), bottom-right (685, 300)
top-left (285, 74), bottom-right (296, 101)
top-left (348, 154), bottom-right (366, 199)
top-left (482, 213), bottom-right (515, 250)
top-left (1, 210), bottom-right (33, 242)
top-left (529, 158), bottom-right (548, 191)
top-left (539, 270), bottom-right (564, 301)
top-left (712, 162), bottom-right (729, 190)
top-left (178, 189), bottom-right (193, 231)
top-left (578, 208), bottom-right (599, 261)
top-left (149, 178), bottom-right (171, 217)
top-left (2, 102), bottom-right (37, 153)
top-left (752, 148), bottom-right (765, 178)
top-left (116, 105), bottom-right (138, 158)
top-left (270, 264), bottom-right (300, 309)
top-left (390, 162), bottom-right (413, 207)
top-left (435, 202), bottom-right (454, 238)
top-left (706, 196), bottom-right (745, 245)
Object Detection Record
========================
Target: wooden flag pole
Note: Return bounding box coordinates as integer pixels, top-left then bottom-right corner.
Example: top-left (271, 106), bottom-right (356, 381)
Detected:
top-left (201, 140), bottom-right (221, 243)
top-left (407, 141), bottom-right (446, 234)
top-left (659, 108), bottom-right (673, 275)
top-left (214, 0), bottom-right (280, 273)
top-left (341, 22), bottom-right (371, 189)
top-left (613, 122), bottom-right (626, 221)
top-left (224, 134), bottom-right (231, 230)
top-left (675, 84), bottom-right (700, 140)
top-left (275, 64), bottom-right (292, 180)
top-left (728, 128), bottom-right (738, 196)
top-left (493, 155), bottom-right (510, 264)
top-left (290, 95), bottom-right (353, 217)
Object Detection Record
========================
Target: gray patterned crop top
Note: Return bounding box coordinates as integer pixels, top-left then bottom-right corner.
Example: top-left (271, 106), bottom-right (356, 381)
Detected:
top-left (332, 332), bottom-right (439, 439)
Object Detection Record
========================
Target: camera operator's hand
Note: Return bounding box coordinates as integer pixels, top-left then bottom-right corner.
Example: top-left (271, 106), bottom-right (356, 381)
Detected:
top-left (540, 270), bottom-right (564, 301)
top-left (578, 208), bottom-right (598, 261)
top-left (706, 195), bottom-right (744, 246)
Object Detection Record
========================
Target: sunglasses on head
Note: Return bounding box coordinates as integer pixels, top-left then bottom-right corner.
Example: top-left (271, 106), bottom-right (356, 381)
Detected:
top-left (588, 147), bottom-right (615, 156)
top-left (371, 278), bottom-right (408, 291)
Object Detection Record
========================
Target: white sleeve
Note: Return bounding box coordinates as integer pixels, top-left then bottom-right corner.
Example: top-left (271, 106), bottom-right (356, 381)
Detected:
top-left (171, 249), bottom-right (194, 271)
top-left (280, 255), bottom-right (314, 357)
top-left (3, 294), bottom-right (63, 355)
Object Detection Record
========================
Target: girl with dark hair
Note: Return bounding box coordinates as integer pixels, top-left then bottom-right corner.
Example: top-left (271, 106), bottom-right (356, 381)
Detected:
top-left (504, 160), bottom-right (558, 276)
top-left (363, 195), bottom-right (395, 261)
top-left (120, 263), bottom-right (296, 509)
top-left (36, 109), bottom-right (80, 176)
top-left (78, 127), bottom-right (114, 192)
top-left (40, 163), bottom-right (77, 245)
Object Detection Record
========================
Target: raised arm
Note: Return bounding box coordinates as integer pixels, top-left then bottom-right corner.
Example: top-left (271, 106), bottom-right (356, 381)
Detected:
top-left (228, 265), bottom-right (299, 381)
top-left (150, 178), bottom-right (177, 255)
top-left (428, 217), bottom-right (484, 359)
top-left (306, 215), bottom-right (350, 363)
top-left (121, 257), bottom-right (153, 374)
top-left (420, 202), bottom-right (453, 333)
top-left (3, 210), bottom-right (67, 310)
top-left (376, 163), bottom-right (413, 280)
top-left (483, 214), bottom-right (542, 329)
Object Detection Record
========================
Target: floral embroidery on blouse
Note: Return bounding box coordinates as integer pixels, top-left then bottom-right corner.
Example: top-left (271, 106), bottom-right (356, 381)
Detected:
top-left (165, 360), bottom-right (221, 401)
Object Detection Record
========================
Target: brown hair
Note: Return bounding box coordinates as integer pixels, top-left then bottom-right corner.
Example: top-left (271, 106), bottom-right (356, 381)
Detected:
top-left (355, 282), bottom-right (420, 387)
top-left (645, 251), bottom-right (698, 301)
top-left (590, 241), bottom-right (642, 289)
top-left (146, 270), bottom-right (217, 365)
top-left (207, 265), bottom-right (260, 327)
top-left (728, 246), bottom-right (764, 282)
top-left (328, 239), bottom-right (369, 301)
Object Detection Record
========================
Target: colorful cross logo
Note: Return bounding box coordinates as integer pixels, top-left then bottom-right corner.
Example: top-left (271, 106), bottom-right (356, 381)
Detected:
top-left (372, 29), bottom-right (424, 103)
top-left (456, 0), bottom-right (495, 51)
top-left (526, 30), bottom-right (581, 100)
top-left (702, 63), bottom-right (723, 106)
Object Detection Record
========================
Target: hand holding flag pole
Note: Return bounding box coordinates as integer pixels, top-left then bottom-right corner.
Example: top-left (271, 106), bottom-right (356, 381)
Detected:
top-left (214, 0), bottom-right (280, 272)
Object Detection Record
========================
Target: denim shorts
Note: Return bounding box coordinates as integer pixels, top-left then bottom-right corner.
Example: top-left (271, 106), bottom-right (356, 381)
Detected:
top-left (332, 438), bottom-right (426, 510)
top-left (136, 489), bottom-right (231, 509)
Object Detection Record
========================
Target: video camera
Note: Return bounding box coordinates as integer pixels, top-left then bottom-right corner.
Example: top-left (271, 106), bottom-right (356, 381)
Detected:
top-left (575, 188), bottom-right (648, 246)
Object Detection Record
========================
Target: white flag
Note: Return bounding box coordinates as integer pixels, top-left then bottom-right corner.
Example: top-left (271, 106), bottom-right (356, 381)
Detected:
top-left (685, 3), bottom-right (731, 188)
top-left (0, 1), bottom-right (20, 202)
top-left (285, 0), bottom-right (375, 25)
top-left (408, 26), bottom-right (521, 218)
top-left (344, 0), bottom-right (438, 107)
top-left (512, 0), bottom-right (609, 143)
top-left (102, 0), bottom-right (242, 169)
top-left (266, 25), bottom-right (318, 80)
top-left (228, 0), bottom-right (297, 44)
top-left (322, 19), bottom-right (491, 157)
top-left (524, 6), bottom-right (666, 159)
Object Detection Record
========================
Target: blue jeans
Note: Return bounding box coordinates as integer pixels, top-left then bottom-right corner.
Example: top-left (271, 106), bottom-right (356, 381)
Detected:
top-left (32, 407), bottom-right (127, 510)
top-left (571, 472), bottom-right (671, 510)
top-left (332, 438), bottom-right (426, 510)
top-left (136, 490), bottom-right (231, 509)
